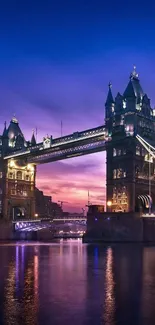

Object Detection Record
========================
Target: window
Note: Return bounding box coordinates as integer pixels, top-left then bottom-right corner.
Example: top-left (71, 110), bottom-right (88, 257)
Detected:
top-left (25, 175), bottom-right (29, 181)
top-left (0, 172), bottom-right (2, 178)
top-left (113, 168), bottom-right (126, 179)
top-left (136, 104), bottom-right (141, 111)
top-left (113, 148), bottom-right (116, 156)
top-left (11, 189), bottom-right (16, 195)
top-left (145, 154), bottom-right (153, 163)
top-left (113, 169), bottom-right (117, 179)
top-left (125, 124), bottom-right (134, 136)
top-left (0, 189), bottom-right (2, 195)
top-left (123, 101), bottom-right (126, 108)
top-left (136, 145), bottom-right (140, 155)
top-left (17, 171), bottom-right (22, 180)
top-left (9, 172), bottom-right (13, 179)
top-left (23, 191), bottom-right (27, 197)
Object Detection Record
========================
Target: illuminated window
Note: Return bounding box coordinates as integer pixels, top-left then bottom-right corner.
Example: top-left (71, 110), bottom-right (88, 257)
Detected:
top-left (118, 149), bottom-right (121, 156)
top-left (136, 145), bottom-right (141, 155)
top-left (23, 191), bottom-right (27, 196)
top-left (125, 124), bottom-right (134, 136)
top-left (116, 168), bottom-right (126, 178)
top-left (117, 168), bottom-right (123, 178)
top-left (120, 116), bottom-right (124, 125)
top-left (0, 172), bottom-right (2, 178)
top-left (144, 154), bottom-right (153, 163)
top-left (136, 104), bottom-right (141, 111)
top-left (9, 172), bottom-right (13, 179)
top-left (112, 104), bottom-right (115, 112)
top-left (113, 148), bottom-right (116, 156)
top-left (113, 169), bottom-right (117, 179)
top-left (11, 189), bottom-right (16, 195)
top-left (123, 101), bottom-right (126, 108)
top-left (17, 171), bottom-right (22, 180)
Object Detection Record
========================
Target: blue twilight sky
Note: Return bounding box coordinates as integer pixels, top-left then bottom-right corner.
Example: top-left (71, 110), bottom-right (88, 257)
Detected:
top-left (0, 0), bottom-right (155, 211)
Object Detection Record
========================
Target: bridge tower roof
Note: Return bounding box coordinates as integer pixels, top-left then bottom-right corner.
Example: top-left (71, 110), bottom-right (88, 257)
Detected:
top-left (6, 116), bottom-right (25, 141)
top-left (123, 66), bottom-right (144, 100)
top-left (105, 82), bottom-right (114, 105)
top-left (31, 130), bottom-right (36, 146)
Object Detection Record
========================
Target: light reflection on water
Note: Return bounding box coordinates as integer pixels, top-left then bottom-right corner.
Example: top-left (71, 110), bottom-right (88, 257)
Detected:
top-left (1, 241), bottom-right (155, 324)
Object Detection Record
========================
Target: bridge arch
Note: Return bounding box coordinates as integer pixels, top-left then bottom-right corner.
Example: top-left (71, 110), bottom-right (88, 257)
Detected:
top-left (135, 194), bottom-right (152, 212)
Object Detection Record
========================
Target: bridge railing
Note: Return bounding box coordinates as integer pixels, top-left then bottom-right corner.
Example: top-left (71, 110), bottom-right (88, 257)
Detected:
top-left (4, 125), bottom-right (106, 159)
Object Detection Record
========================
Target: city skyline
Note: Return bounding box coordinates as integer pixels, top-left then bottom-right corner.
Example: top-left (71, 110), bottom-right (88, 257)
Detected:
top-left (1, 1), bottom-right (155, 211)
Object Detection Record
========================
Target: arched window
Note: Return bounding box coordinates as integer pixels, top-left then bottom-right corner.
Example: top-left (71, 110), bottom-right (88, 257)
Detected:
top-left (113, 148), bottom-right (116, 156)
top-left (9, 172), bottom-right (13, 179)
top-left (17, 171), bottom-right (22, 180)
top-left (113, 169), bottom-right (117, 179)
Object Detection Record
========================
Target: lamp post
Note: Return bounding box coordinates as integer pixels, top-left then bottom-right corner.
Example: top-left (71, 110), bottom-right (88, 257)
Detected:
top-left (107, 200), bottom-right (112, 212)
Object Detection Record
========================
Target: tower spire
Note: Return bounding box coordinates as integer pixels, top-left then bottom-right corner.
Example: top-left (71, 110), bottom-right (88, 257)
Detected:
top-left (2, 121), bottom-right (7, 137)
top-left (105, 82), bottom-right (114, 105)
top-left (130, 65), bottom-right (139, 80)
top-left (31, 129), bottom-right (36, 146)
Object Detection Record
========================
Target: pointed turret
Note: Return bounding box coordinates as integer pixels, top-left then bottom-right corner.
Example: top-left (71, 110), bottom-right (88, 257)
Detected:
top-left (123, 66), bottom-right (144, 100)
top-left (105, 82), bottom-right (114, 105)
top-left (105, 82), bottom-right (115, 120)
top-left (31, 130), bottom-right (36, 146)
top-left (2, 121), bottom-right (7, 137)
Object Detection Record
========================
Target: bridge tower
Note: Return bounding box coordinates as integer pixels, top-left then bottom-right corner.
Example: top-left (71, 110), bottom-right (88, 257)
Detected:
top-left (105, 68), bottom-right (155, 213)
top-left (0, 117), bottom-right (36, 219)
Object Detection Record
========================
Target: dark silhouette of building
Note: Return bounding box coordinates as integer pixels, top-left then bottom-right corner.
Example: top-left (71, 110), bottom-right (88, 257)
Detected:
top-left (35, 188), bottom-right (62, 218)
top-left (105, 67), bottom-right (155, 212)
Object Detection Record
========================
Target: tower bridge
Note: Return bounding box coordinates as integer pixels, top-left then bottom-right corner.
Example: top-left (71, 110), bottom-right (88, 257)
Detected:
top-left (0, 67), bottom-right (155, 220)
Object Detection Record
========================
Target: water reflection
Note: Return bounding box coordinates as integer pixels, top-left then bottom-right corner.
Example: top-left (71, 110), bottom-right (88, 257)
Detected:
top-left (102, 247), bottom-right (115, 325)
top-left (1, 242), bottom-right (155, 325)
top-left (3, 245), bottom-right (39, 325)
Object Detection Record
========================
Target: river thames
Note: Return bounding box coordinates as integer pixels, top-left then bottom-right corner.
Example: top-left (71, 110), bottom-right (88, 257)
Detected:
top-left (0, 240), bottom-right (155, 325)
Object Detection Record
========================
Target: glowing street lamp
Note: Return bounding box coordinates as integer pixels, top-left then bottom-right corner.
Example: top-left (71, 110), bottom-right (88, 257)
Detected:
top-left (107, 200), bottom-right (112, 212)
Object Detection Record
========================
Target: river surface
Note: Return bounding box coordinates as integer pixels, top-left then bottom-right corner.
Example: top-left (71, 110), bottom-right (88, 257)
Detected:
top-left (0, 240), bottom-right (155, 325)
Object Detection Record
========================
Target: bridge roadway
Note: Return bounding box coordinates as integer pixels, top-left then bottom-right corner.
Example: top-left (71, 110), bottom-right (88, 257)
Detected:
top-left (4, 125), bottom-right (107, 164)
top-left (13, 217), bottom-right (87, 232)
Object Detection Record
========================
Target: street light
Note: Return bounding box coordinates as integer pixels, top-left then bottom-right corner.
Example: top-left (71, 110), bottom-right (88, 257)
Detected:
top-left (107, 201), bottom-right (112, 212)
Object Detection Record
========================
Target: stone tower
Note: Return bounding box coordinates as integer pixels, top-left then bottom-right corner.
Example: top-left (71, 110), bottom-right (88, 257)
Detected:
top-left (106, 67), bottom-right (155, 213)
top-left (0, 117), bottom-right (36, 219)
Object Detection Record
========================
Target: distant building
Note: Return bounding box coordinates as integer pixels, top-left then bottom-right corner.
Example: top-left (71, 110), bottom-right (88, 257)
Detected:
top-left (35, 188), bottom-right (62, 218)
